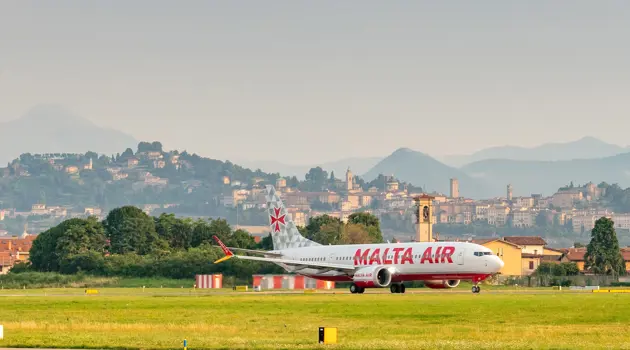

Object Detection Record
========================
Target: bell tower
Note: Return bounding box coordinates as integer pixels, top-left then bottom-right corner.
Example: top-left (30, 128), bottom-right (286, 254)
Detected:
top-left (345, 167), bottom-right (353, 191)
top-left (414, 194), bottom-right (435, 242)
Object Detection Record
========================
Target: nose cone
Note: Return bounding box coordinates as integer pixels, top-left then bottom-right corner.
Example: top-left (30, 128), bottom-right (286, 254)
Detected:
top-left (494, 256), bottom-right (504, 271)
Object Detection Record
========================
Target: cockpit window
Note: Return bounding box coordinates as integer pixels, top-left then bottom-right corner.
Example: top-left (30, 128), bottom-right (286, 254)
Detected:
top-left (474, 252), bottom-right (493, 256)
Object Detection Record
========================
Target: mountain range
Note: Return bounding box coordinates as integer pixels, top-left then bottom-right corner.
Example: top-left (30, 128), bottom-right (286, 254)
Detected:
top-left (362, 148), bottom-right (492, 199)
top-left (240, 137), bottom-right (630, 198)
top-left (367, 148), bottom-right (630, 199)
top-left (0, 104), bottom-right (137, 165)
top-left (439, 136), bottom-right (630, 167)
top-left (3, 104), bottom-right (630, 199)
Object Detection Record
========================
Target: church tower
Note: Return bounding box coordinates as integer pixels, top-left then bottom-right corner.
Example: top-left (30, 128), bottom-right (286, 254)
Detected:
top-left (414, 194), bottom-right (435, 242)
top-left (346, 167), bottom-right (353, 191)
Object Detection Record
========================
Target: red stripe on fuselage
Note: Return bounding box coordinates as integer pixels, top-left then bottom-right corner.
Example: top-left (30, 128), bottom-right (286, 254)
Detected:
top-left (302, 273), bottom-right (491, 283)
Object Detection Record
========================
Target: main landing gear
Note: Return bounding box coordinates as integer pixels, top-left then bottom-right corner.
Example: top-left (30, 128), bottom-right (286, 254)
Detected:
top-left (349, 283), bottom-right (365, 294)
top-left (390, 283), bottom-right (406, 294)
top-left (472, 285), bottom-right (481, 293)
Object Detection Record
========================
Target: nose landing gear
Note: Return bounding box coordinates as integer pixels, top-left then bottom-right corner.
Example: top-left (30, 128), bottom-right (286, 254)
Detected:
top-left (472, 275), bottom-right (484, 293)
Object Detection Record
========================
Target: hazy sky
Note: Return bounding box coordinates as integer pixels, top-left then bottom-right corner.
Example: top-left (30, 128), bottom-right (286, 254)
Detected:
top-left (1, 1), bottom-right (629, 164)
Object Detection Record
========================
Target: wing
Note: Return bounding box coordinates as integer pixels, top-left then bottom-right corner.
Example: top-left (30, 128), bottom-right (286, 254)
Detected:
top-left (227, 247), bottom-right (283, 257)
top-left (212, 235), bottom-right (355, 273)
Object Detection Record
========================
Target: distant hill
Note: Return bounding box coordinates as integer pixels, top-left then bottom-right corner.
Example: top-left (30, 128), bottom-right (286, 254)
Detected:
top-left (236, 156), bottom-right (383, 179)
top-left (461, 152), bottom-right (630, 197)
top-left (362, 148), bottom-right (491, 199)
top-left (0, 104), bottom-right (137, 164)
top-left (441, 137), bottom-right (628, 167)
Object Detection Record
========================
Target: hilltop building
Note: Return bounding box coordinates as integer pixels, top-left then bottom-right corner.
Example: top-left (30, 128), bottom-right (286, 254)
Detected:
top-left (450, 178), bottom-right (459, 198)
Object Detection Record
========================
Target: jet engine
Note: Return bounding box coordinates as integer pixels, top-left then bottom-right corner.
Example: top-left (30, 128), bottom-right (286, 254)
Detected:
top-left (423, 279), bottom-right (460, 289)
top-left (352, 266), bottom-right (393, 288)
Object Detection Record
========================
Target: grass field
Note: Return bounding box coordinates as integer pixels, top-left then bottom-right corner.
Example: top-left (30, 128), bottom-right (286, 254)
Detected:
top-left (1, 288), bottom-right (630, 349)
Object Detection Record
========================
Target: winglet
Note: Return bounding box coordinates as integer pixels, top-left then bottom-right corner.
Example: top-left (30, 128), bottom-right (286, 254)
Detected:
top-left (213, 235), bottom-right (234, 264)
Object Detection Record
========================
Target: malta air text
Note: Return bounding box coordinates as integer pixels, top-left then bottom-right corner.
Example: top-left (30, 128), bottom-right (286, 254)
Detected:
top-left (353, 246), bottom-right (455, 266)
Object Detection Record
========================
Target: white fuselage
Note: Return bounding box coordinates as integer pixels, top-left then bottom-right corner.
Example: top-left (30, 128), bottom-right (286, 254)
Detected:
top-left (270, 241), bottom-right (504, 282)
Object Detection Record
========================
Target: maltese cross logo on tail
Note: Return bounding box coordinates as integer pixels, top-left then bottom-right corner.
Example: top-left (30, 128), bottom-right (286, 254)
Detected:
top-left (270, 207), bottom-right (286, 232)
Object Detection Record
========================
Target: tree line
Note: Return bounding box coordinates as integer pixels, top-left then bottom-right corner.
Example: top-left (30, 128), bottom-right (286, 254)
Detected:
top-left (17, 206), bottom-right (384, 281)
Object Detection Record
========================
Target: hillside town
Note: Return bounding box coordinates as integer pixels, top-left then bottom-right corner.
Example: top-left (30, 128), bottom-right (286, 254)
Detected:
top-left (1, 152), bottom-right (625, 236)
top-left (1, 146), bottom-right (629, 238)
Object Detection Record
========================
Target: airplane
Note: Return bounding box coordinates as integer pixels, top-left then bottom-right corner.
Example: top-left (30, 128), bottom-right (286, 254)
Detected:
top-left (213, 185), bottom-right (504, 294)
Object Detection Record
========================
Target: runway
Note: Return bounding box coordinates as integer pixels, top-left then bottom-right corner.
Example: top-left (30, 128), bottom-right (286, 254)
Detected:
top-left (0, 289), bottom-right (590, 297)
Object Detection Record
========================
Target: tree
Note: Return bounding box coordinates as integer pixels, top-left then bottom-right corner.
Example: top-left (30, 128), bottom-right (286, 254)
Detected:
top-left (353, 176), bottom-right (366, 190)
top-left (137, 141), bottom-right (163, 153)
top-left (155, 213), bottom-right (193, 250)
top-left (103, 206), bottom-right (162, 255)
top-left (313, 222), bottom-right (343, 245)
top-left (340, 223), bottom-right (372, 244)
top-left (119, 148), bottom-right (134, 160)
top-left (85, 151), bottom-right (99, 161)
top-left (561, 262), bottom-right (580, 276)
top-left (191, 219), bottom-right (213, 247)
top-left (208, 218), bottom-right (232, 243)
top-left (348, 212), bottom-right (383, 243)
top-left (367, 174), bottom-right (390, 191)
top-left (303, 167), bottom-right (328, 191)
top-left (29, 217), bottom-right (107, 272)
top-left (257, 234), bottom-right (274, 250)
top-left (304, 215), bottom-right (342, 240)
top-left (231, 229), bottom-right (257, 249)
top-left (584, 217), bottom-right (625, 277)
top-left (287, 176), bottom-right (299, 188)
top-left (57, 217), bottom-right (108, 258)
top-left (155, 213), bottom-right (177, 244)
top-left (169, 217), bottom-right (194, 250)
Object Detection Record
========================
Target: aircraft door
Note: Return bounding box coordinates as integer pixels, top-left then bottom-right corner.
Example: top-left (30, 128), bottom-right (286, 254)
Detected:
top-left (455, 249), bottom-right (464, 265)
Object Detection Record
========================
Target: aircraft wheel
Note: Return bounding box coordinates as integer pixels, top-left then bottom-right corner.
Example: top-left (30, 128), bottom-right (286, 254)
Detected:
top-left (358, 287), bottom-right (365, 294)
top-left (350, 283), bottom-right (359, 294)
top-left (472, 286), bottom-right (480, 293)
top-left (400, 284), bottom-right (406, 294)
top-left (390, 284), bottom-right (400, 293)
